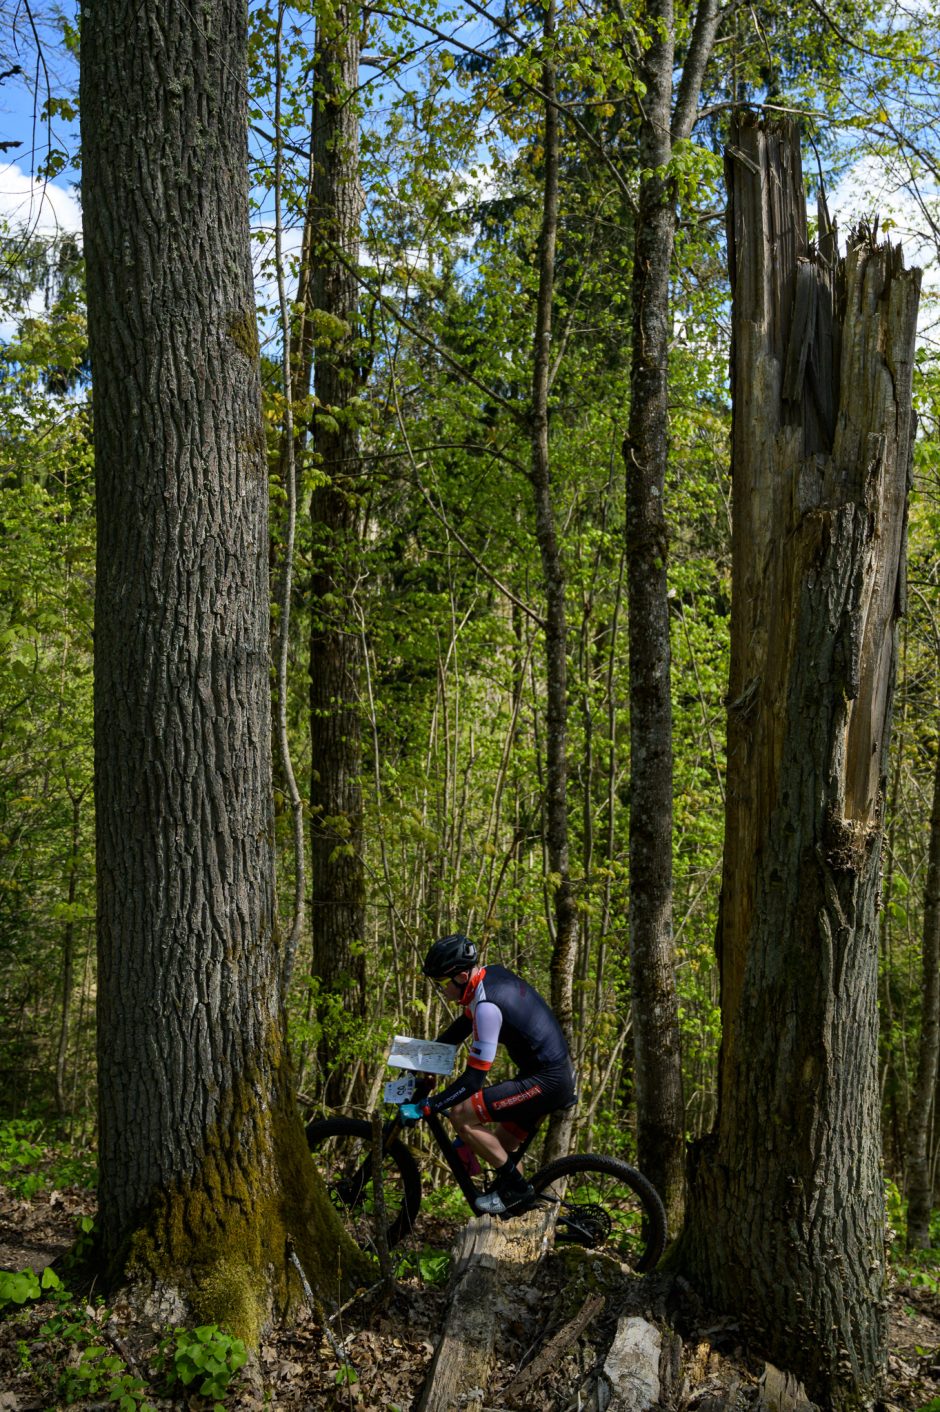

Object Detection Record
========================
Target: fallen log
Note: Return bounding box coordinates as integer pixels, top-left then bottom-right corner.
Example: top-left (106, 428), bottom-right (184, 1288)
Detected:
top-left (417, 1205), bottom-right (556, 1412)
top-left (503, 1293), bottom-right (606, 1403)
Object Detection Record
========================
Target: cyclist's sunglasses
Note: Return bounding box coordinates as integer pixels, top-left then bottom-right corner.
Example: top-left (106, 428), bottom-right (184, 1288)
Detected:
top-left (427, 971), bottom-right (463, 999)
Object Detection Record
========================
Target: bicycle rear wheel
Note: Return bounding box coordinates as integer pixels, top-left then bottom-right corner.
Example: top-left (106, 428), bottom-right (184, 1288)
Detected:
top-left (306, 1116), bottom-right (422, 1253)
top-left (529, 1153), bottom-right (667, 1273)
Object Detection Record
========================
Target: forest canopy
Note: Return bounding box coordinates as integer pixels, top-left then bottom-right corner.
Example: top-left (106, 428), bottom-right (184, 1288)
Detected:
top-left (0, 0), bottom-right (938, 1405)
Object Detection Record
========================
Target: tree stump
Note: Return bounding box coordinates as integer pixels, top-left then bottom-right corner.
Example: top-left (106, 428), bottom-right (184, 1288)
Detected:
top-left (681, 111), bottom-right (921, 1408)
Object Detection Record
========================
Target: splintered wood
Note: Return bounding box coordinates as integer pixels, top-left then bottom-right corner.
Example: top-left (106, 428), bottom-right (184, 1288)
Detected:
top-left (417, 1207), bottom-right (554, 1412)
top-left (600, 1316), bottom-right (662, 1412)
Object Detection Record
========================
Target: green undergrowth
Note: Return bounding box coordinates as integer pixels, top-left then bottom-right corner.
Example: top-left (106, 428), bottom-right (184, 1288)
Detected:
top-left (885, 1181), bottom-right (940, 1295)
top-left (2, 1265), bottom-right (248, 1410)
top-left (0, 1118), bottom-right (97, 1197)
top-left (394, 1244), bottom-right (451, 1285)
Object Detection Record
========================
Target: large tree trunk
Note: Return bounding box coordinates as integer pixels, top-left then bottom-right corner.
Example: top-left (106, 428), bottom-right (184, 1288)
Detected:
top-left (681, 114), bottom-right (920, 1408)
top-left (621, 0), bottom-right (720, 1233)
top-left (308, 0), bottom-right (367, 1104)
top-left (905, 706), bottom-right (940, 1247)
top-left (82, 0), bottom-right (371, 1338)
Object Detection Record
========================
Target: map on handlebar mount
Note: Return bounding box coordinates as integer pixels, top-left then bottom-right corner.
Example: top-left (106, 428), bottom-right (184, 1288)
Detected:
top-left (387, 1035), bottom-right (457, 1075)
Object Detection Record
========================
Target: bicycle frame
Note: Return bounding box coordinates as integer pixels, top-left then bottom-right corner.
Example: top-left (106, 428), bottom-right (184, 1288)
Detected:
top-left (384, 1082), bottom-right (539, 1216)
top-left (309, 1088), bottom-right (667, 1267)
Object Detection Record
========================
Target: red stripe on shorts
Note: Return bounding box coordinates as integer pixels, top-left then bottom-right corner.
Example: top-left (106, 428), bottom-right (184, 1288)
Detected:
top-left (470, 1090), bottom-right (491, 1124)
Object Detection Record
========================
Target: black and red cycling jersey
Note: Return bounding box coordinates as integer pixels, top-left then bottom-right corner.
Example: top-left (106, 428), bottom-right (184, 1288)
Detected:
top-left (427, 964), bottom-right (573, 1116)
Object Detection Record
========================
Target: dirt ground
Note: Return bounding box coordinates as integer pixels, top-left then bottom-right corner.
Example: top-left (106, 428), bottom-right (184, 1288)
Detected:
top-left (0, 1182), bottom-right (937, 1412)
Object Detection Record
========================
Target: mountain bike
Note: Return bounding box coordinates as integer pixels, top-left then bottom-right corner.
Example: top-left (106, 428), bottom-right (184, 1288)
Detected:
top-left (306, 1080), bottom-right (667, 1274)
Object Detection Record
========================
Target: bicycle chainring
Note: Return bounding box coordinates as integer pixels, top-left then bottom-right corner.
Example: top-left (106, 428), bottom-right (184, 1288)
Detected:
top-left (556, 1201), bottom-right (612, 1248)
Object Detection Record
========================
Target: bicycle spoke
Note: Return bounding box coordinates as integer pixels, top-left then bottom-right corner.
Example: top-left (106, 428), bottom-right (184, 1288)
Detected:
top-left (531, 1155), bottom-right (666, 1271)
top-left (307, 1117), bottom-right (422, 1253)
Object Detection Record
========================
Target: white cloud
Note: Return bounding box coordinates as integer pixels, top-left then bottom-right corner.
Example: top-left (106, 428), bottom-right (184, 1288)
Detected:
top-left (823, 154), bottom-right (940, 347)
top-left (0, 165), bottom-right (83, 341)
top-left (826, 155), bottom-right (940, 284)
top-left (0, 163), bottom-right (82, 240)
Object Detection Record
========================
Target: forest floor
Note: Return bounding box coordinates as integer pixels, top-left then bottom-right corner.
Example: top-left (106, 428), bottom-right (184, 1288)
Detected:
top-left (0, 1175), bottom-right (938, 1412)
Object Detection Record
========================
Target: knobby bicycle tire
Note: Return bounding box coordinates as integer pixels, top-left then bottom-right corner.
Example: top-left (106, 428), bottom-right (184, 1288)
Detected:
top-left (529, 1153), bottom-right (667, 1273)
top-left (306, 1116), bottom-right (423, 1251)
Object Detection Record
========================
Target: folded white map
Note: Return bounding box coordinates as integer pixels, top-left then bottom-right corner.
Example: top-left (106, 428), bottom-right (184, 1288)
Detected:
top-left (387, 1035), bottom-right (457, 1075)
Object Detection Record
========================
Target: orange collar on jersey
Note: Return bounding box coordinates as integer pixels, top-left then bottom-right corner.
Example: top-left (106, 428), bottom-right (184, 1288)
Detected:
top-left (460, 966), bottom-right (486, 1008)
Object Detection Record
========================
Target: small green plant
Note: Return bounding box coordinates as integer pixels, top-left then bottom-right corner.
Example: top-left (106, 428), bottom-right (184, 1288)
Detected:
top-left (35, 1289), bottom-right (154, 1408)
top-left (64, 1212), bottom-right (97, 1267)
top-left (419, 1182), bottom-right (466, 1221)
top-left (334, 1360), bottom-right (361, 1401)
top-left (893, 1248), bottom-right (940, 1295)
top-left (155, 1324), bottom-right (247, 1407)
top-left (885, 1178), bottom-right (906, 1240)
top-left (394, 1245), bottom-right (451, 1285)
top-left (0, 1265), bottom-right (62, 1308)
top-left (49, 1148), bottom-right (98, 1191)
top-left (58, 1345), bottom-right (151, 1410)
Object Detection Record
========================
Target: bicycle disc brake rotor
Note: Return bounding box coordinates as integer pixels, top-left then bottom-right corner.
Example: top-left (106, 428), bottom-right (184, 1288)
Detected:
top-left (557, 1201), bottom-right (612, 1248)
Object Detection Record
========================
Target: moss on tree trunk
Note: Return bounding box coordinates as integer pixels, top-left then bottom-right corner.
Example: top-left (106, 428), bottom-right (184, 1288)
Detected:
top-left (81, 0), bottom-right (372, 1336)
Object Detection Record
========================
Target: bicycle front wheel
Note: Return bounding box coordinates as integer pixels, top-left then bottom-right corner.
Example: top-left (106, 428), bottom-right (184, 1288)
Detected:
top-left (306, 1116), bottom-right (422, 1254)
top-left (529, 1153), bottom-right (667, 1273)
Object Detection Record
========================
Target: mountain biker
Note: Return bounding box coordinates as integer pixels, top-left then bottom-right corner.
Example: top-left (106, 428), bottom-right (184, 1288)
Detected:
top-left (401, 932), bottom-right (577, 1215)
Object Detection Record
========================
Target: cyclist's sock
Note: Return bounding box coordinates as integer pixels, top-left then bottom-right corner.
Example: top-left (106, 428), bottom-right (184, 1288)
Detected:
top-left (497, 1157), bottom-right (531, 1195)
top-left (453, 1137), bottom-right (482, 1177)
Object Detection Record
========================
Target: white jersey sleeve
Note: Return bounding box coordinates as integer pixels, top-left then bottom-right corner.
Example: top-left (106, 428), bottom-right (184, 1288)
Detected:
top-left (468, 998), bottom-right (502, 1070)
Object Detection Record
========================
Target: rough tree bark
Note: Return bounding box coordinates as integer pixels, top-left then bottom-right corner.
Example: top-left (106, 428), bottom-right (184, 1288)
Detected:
top-left (622, 0), bottom-right (721, 1233)
top-left (308, 0), bottom-right (368, 1102)
top-left (681, 114), bottom-right (920, 1408)
top-left (905, 688), bottom-right (940, 1247)
top-left (82, 0), bottom-right (371, 1337)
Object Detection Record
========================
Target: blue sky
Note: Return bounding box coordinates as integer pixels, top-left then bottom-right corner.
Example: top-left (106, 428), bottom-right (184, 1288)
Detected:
top-left (1, 0), bottom-right (937, 349)
top-left (0, 0), bottom-right (80, 237)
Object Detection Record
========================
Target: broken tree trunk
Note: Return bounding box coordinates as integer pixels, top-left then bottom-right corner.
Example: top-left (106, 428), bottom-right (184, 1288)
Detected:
top-left (417, 1207), bottom-right (554, 1412)
top-left (681, 113), bottom-right (920, 1409)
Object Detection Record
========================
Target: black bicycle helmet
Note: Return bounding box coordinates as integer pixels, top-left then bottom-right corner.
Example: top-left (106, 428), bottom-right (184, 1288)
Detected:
top-left (422, 933), bottom-right (477, 979)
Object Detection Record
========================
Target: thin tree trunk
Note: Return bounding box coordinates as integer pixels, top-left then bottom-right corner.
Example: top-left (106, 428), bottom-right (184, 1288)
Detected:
top-left (905, 669), bottom-right (940, 1247)
top-left (54, 790), bottom-right (82, 1119)
top-left (308, 1), bottom-right (367, 1105)
top-left (621, 0), bottom-right (721, 1230)
top-left (681, 113), bottom-right (920, 1407)
top-left (83, 0), bottom-right (370, 1329)
top-left (273, 2), bottom-right (308, 999)
top-left (528, 0), bottom-right (579, 1163)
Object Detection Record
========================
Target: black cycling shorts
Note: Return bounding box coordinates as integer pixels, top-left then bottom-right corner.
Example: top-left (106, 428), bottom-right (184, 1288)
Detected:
top-left (469, 1063), bottom-right (576, 1140)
